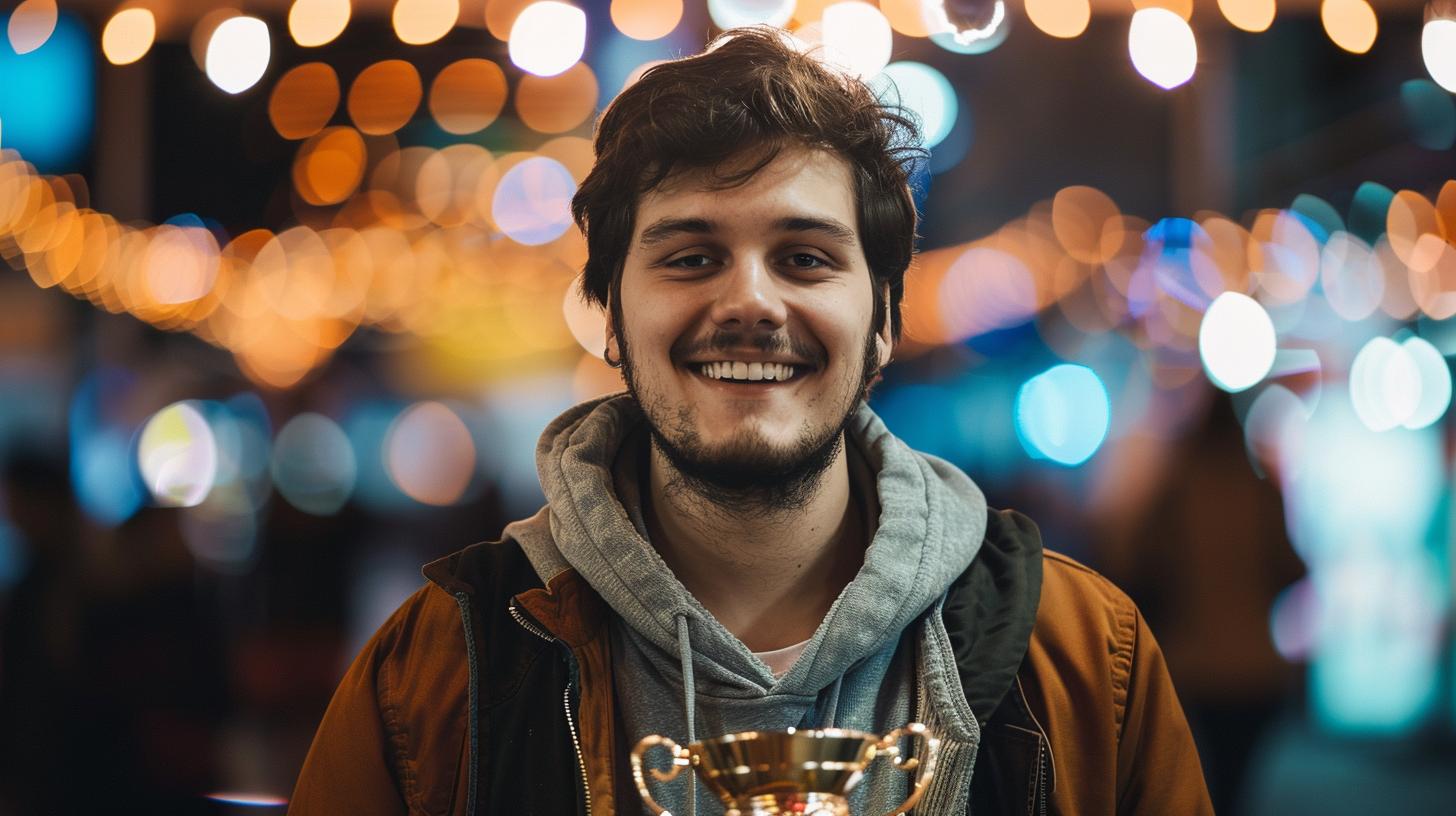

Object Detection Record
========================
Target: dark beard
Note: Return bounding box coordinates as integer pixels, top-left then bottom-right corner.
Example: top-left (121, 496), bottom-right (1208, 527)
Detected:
top-left (619, 327), bottom-right (882, 513)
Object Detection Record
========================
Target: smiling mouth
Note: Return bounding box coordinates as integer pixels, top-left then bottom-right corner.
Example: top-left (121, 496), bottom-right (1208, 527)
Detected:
top-left (686, 361), bottom-right (811, 385)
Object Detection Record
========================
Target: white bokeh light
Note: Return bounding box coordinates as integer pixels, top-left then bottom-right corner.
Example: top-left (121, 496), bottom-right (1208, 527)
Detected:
top-left (706, 0), bottom-right (795, 29)
top-left (1423, 19), bottom-right (1456, 94)
top-left (1128, 8), bottom-right (1197, 90)
top-left (1199, 292), bottom-right (1277, 392)
top-left (872, 61), bottom-right (958, 149)
top-left (138, 402), bottom-right (219, 508)
top-left (820, 2), bottom-right (893, 80)
top-left (509, 1), bottom-right (587, 78)
top-left (1349, 336), bottom-right (1425, 432)
top-left (206, 16), bottom-right (271, 94)
top-left (492, 156), bottom-right (576, 245)
top-left (1401, 336), bottom-right (1452, 430)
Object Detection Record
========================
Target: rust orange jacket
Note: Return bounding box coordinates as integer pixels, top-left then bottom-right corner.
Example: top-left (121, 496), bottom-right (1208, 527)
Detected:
top-left (290, 509), bottom-right (1213, 815)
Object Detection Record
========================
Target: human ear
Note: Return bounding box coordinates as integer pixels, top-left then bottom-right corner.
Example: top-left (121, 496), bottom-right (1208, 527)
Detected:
top-left (875, 286), bottom-right (894, 368)
top-left (603, 297), bottom-right (622, 366)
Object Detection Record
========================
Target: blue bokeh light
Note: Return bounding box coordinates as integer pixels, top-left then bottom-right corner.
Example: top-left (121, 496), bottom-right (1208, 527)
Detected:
top-left (1014, 364), bottom-right (1111, 466)
top-left (0, 12), bottom-right (94, 171)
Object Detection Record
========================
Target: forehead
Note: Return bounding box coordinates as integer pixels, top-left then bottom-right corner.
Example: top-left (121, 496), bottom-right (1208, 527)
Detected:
top-left (633, 147), bottom-right (858, 233)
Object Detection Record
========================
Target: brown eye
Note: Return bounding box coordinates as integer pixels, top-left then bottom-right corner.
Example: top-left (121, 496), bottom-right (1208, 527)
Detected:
top-left (786, 253), bottom-right (828, 269)
top-left (667, 254), bottom-right (714, 268)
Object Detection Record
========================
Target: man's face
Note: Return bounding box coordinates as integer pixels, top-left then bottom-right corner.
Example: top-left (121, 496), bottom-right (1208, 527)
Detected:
top-left (608, 146), bottom-right (892, 508)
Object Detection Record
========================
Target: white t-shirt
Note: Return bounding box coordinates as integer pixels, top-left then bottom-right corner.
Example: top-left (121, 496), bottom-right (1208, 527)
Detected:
top-left (752, 637), bottom-right (812, 679)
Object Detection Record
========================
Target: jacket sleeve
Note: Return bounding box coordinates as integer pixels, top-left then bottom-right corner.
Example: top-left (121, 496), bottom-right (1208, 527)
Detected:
top-left (1114, 608), bottom-right (1215, 816)
top-left (288, 623), bottom-right (409, 816)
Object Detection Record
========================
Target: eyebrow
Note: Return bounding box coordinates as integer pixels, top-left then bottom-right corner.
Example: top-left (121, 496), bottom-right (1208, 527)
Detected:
top-left (636, 215), bottom-right (859, 248)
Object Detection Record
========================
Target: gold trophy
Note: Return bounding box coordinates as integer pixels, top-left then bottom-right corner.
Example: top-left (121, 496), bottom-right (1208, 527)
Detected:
top-left (630, 723), bottom-right (939, 816)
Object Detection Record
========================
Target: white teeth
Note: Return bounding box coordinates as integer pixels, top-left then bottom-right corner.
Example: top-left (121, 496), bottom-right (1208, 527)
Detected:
top-left (695, 362), bottom-right (799, 381)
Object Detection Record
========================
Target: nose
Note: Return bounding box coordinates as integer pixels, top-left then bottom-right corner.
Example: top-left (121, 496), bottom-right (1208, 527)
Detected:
top-left (707, 256), bottom-right (788, 331)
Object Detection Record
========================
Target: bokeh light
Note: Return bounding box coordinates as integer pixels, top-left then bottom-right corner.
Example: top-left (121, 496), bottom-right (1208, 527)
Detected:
top-left (1425, 19), bottom-right (1456, 93)
top-left (270, 413), bottom-right (356, 516)
top-left (348, 60), bottom-right (422, 135)
top-left (0, 13), bottom-right (93, 171)
top-left (925, 0), bottom-right (1008, 55)
top-left (938, 246), bottom-right (1037, 340)
top-left (1025, 0), bottom-right (1091, 39)
top-left (143, 218), bottom-right (221, 305)
top-left (1400, 79), bottom-right (1456, 151)
top-left (1052, 186), bottom-right (1121, 264)
top-left (1349, 336), bottom-right (1420, 432)
top-left (269, 63), bottom-right (341, 141)
top-left (492, 156), bottom-right (576, 245)
top-left (515, 62), bottom-right (598, 134)
top-left (1218, 0), bottom-right (1276, 33)
top-left (1015, 364), bottom-right (1111, 466)
top-left (872, 62), bottom-right (958, 149)
top-left (1270, 577), bottom-right (1319, 662)
top-left (1199, 292), bottom-right (1277, 392)
top-left (1321, 0), bottom-right (1377, 55)
top-left (384, 401), bottom-right (477, 505)
top-left (879, 0), bottom-right (929, 37)
top-left (7, 0), bottom-right (56, 55)
top-left (429, 59), bottom-right (508, 134)
top-left (138, 401), bottom-right (219, 508)
top-left (1399, 335), bottom-right (1451, 430)
top-left (611, 0), bottom-right (683, 40)
top-left (707, 0), bottom-right (796, 29)
top-left (1128, 8), bottom-right (1197, 90)
top-left (101, 8), bottom-right (156, 66)
top-left (821, 2), bottom-right (894, 80)
top-left (206, 16), bottom-right (272, 95)
top-left (293, 126), bottom-right (367, 205)
top-left (393, 0), bottom-right (458, 46)
top-left (509, 1), bottom-right (587, 78)
top-left (289, 0), bottom-right (351, 47)
top-left (1320, 232), bottom-right (1384, 322)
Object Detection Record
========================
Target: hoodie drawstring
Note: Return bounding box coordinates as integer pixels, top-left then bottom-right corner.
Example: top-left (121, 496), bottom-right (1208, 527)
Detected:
top-left (674, 613), bottom-right (697, 816)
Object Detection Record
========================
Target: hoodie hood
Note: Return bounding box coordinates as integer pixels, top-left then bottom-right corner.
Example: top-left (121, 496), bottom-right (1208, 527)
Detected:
top-left (523, 393), bottom-right (987, 698)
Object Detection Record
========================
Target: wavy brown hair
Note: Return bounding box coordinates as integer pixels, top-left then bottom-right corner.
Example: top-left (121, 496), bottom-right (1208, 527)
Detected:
top-left (569, 26), bottom-right (925, 341)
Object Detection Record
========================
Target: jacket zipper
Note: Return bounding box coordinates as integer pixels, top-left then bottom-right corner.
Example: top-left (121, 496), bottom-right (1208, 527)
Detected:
top-left (564, 678), bottom-right (593, 816)
top-left (1035, 739), bottom-right (1048, 816)
top-left (508, 601), bottom-right (592, 816)
top-left (452, 592), bottom-right (481, 816)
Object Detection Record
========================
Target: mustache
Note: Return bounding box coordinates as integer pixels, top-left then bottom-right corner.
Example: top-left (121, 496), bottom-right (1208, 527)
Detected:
top-left (672, 330), bottom-right (824, 366)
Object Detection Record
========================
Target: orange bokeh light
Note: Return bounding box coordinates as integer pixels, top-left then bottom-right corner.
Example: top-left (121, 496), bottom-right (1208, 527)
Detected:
top-left (429, 58), bottom-right (508, 134)
top-left (270, 63), bottom-right (341, 140)
top-left (348, 60), bottom-right (423, 135)
top-left (515, 62), bottom-right (599, 134)
top-left (1051, 186), bottom-right (1121, 264)
top-left (879, 0), bottom-right (930, 37)
top-left (485, 0), bottom-right (536, 41)
top-left (293, 126), bottom-right (367, 206)
top-left (610, 0), bottom-right (684, 40)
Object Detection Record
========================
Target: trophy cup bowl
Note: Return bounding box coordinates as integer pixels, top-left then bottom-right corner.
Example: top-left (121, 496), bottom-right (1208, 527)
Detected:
top-left (630, 722), bottom-right (939, 816)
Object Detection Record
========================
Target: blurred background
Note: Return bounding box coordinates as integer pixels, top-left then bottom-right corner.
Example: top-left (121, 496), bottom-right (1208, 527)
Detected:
top-left (0, 0), bottom-right (1453, 813)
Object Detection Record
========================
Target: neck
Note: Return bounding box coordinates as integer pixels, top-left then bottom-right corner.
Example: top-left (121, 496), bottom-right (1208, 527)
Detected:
top-left (643, 438), bottom-right (867, 652)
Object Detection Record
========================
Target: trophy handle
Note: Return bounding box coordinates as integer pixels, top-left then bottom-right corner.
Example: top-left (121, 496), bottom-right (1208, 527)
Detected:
top-left (630, 734), bottom-right (693, 816)
top-left (873, 722), bottom-right (941, 816)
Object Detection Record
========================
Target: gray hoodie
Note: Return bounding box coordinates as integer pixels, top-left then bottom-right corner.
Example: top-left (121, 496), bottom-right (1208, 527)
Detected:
top-left (513, 394), bottom-right (988, 815)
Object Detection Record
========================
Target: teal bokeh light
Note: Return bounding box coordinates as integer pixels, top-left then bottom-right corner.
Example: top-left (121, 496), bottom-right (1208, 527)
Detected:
top-left (0, 12), bottom-right (94, 171)
top-left (1014, 364), bottom-right (1110, 466)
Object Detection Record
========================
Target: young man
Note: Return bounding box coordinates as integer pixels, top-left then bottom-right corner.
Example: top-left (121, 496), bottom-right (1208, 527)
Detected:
top-left (290, 28), bottom-right (1214, 816)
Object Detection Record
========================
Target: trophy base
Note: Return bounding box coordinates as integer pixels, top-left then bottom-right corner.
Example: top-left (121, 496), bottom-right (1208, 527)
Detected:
top-left (727, 792), bottom-right (849, 816)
